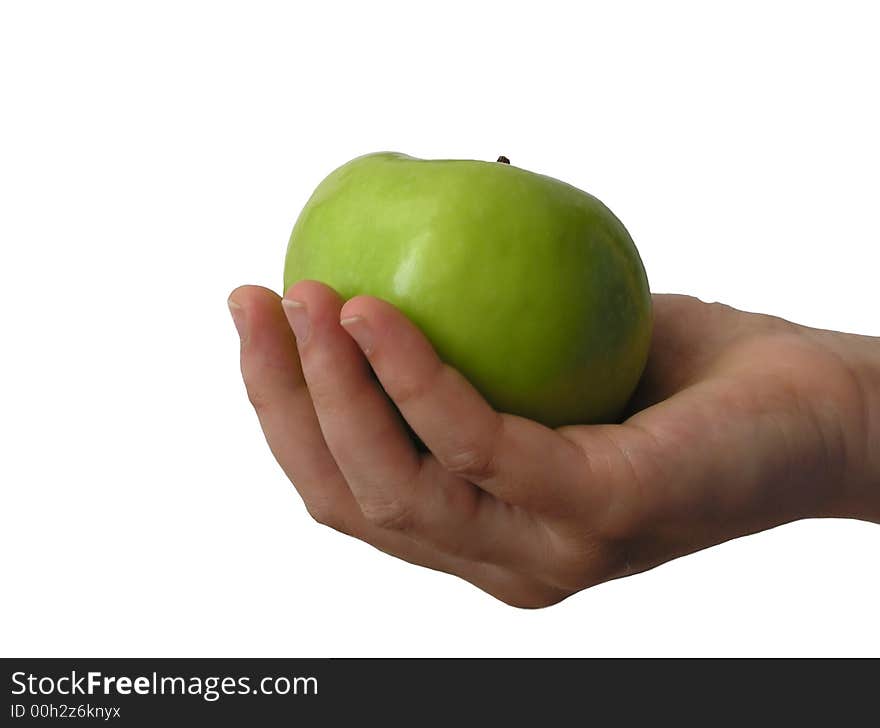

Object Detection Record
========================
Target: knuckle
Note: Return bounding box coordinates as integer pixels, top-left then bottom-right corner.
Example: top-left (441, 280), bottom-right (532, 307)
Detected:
top-left (491, 582), bottom-right (570, 610)
top-left (360, 497), bottom-right (416, 532)
top-left (705, 300), bottom-right (735, 318)
top-left (387, 360), bottom-right (445, 407)
top-left (245, 385), bottom-right (272, 415)
top-left (541, 529), bottom-right (614, 592)
top-left (441, 445), bottom-right (497, 482)
top-left (305, 500), bottom-right (350, 535)
top-left (304, 500), bottom-right (335, 527)
top-left (387, 374), bottom-right (429, 409)
top-left (548, 558), bottom-right (594, 593)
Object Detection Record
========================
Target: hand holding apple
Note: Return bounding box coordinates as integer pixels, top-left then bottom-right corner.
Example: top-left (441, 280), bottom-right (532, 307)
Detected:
top-left (228, 283), bottom-right (880, 606)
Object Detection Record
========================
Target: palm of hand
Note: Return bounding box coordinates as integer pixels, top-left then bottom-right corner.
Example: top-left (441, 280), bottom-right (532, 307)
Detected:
top-left (565, 295), bottom-right (862, 586)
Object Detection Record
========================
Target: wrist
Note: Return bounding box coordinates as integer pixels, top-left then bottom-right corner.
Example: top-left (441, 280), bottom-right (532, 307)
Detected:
top-left (827, 330), bottom-right (880, 522)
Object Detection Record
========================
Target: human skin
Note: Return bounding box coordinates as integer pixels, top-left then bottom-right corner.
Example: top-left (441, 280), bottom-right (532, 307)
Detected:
top-left (228, 281), bottom-right (880, 608)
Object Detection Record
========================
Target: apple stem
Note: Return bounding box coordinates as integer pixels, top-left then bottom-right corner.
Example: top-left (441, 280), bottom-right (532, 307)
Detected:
top-left (496, 156), bottom-right (510, 164)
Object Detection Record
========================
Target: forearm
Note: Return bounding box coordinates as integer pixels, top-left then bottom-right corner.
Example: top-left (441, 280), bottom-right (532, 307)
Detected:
top-left (853, 332), bottom-right (880, 522)
top-left (830, 330), bottom-right (880, 523)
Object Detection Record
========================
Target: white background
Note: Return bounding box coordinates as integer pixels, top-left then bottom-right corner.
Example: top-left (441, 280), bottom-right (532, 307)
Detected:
top-left (2, 1), bottom-right (878, 657)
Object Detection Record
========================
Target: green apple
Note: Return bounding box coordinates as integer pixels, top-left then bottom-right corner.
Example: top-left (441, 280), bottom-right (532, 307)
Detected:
top-left (283, 152), bottom-right (652, 427)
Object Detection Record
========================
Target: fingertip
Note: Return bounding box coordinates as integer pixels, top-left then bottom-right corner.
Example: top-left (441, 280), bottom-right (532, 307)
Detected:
top-left (229, 284), bottom-right (281, 308)
top-left (339, 314), bottom-right (373, 355)
top-left (284, 279), bottom-right (341, 304)
top-left (340, 295), bottom-right (402, 326)
top-left (229, 286), bottom-right (284, 342)
top-left (339, 294), bottom-right (370, 320)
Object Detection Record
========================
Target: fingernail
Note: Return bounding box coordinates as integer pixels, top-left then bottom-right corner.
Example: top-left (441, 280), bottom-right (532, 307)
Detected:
top-left (282, 299), bottom-right (310, 343)
top-left (340, 315), bottom-right (373, 355)
top-left (228, 298), bottom-right (247, 341)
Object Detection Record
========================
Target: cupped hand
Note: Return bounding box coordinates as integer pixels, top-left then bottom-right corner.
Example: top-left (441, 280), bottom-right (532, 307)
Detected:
top-left (228, 281), bottom-right (879, 607)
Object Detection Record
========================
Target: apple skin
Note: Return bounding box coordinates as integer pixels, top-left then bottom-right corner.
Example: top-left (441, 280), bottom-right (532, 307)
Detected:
top-left (284, 152), bottom-right (652, 427)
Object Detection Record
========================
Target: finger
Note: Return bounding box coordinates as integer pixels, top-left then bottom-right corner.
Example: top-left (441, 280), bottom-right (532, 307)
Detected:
top-left (370, 538), bottom-right (571, 610)
top-left (282, 280), bottom-right (424, 518)
top-left (229, 286), bottom-right (561, 603)
top-left (229, 285), bottom-right (355, 526)
top-left (284, 280), bottom-right (552, 568)
top-left (338, 294), bottom-right (593, 515)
